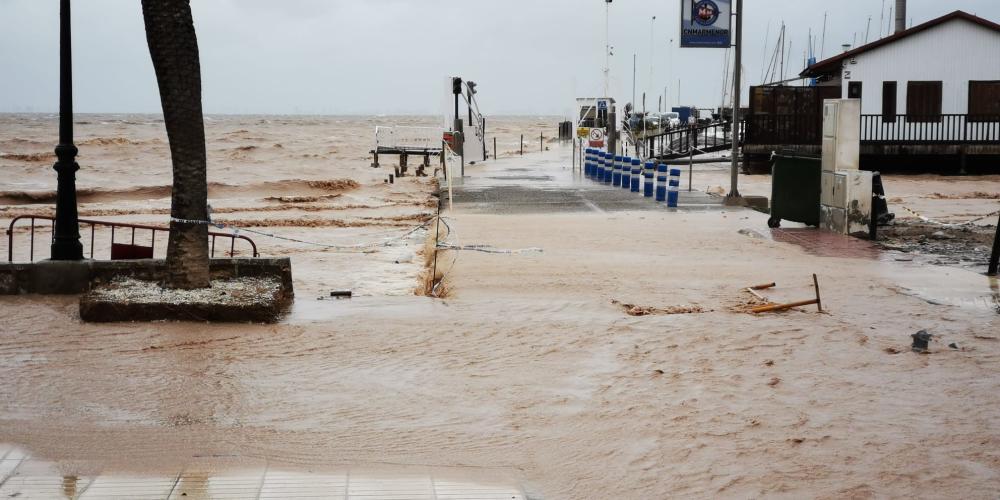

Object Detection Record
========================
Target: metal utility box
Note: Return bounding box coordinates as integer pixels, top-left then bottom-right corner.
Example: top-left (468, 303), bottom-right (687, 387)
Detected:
top-left (821, 99), bottom-right (860, 173)
top-left (768, 152), bottom-right (822, 228)
top-left (820, 99), bottom-right (871, 235)
top-left (820, 169), bottom-right (873, 235)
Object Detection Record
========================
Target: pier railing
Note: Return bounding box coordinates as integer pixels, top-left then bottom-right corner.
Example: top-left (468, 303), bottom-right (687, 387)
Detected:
top-left (862, 114), bottom-right (1000, 144)
top-left (743, 113), bottom-right (1000, 146)
top-left (643, 121), bottom-right (743, 160)
top-left (6, 215), bottom-right (259, 263)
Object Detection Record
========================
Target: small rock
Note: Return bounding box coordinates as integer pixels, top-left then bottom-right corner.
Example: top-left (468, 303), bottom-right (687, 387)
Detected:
top-left (948, 343), bottom-right (959, 350)
top-left (930, 231), bottom-right (955, 240)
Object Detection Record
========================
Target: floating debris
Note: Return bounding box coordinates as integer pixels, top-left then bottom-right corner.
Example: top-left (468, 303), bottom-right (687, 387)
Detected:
top-left (611, 299), bottom-right (706, 317)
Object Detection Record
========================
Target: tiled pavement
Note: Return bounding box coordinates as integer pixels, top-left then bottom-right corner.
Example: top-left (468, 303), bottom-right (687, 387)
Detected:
top-left (0, 445), bottom-right (530, 500)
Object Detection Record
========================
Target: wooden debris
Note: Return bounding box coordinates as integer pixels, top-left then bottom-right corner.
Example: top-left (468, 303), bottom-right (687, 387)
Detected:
top-left (748, 275), bottom-right (823, 314)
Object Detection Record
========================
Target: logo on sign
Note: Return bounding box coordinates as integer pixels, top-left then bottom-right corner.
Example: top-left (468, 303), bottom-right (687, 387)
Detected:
top-left (680, 0), bottom-right (731, 48)
top-left (693, 0), bottom-right (720, 26)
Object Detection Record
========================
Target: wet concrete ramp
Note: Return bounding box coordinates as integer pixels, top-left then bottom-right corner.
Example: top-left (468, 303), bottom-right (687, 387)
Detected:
top-left (451, 150), bottom-right (724, 214)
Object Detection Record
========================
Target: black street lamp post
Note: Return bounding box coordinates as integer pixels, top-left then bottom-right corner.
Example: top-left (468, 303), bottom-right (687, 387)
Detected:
top-left (50, 0), bottom-right (83, 261)
top-left (989, 212), bottom-right (999, 276)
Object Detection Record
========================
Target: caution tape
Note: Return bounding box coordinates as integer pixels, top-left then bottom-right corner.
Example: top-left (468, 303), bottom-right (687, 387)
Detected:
top-left (899, 206), bottom-right (1000, 228)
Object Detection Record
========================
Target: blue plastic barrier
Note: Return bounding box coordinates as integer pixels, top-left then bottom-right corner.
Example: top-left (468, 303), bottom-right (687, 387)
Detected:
top-left (630, 158), bottom-right (641, 192)
top-left (655, 164), bottom-right (668, 202)
top-left (643, 161), bottom-right (655, 198)
top-left (620, 156), bottom-right (631, 189)
top-left (668, 167), bottom-right (682, 207)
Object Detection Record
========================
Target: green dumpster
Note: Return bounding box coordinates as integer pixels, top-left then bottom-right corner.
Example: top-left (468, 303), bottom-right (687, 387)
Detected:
top-left (767, 151), bottom-right (821, 228)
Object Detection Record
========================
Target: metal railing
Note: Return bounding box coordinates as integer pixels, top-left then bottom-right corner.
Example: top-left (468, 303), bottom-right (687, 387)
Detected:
top-left (862, 114), bottom-right (1000, 144)
top-left (6, 215), bottom-right (259, 263)
top-left (643, 120), bottom-right (742, 159)
top-left (743, 113), bottom-right (1000, 146)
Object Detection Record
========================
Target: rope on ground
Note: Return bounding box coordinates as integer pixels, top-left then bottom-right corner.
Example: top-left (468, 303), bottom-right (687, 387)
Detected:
top-left (428, 217), bottom-right (544, 296)
top-left (169, 217), bottom-right (432, 253)
top-left (436, 243), bottom-right (544, 255)
top-left (898, 206), bottom-right (1000, 227)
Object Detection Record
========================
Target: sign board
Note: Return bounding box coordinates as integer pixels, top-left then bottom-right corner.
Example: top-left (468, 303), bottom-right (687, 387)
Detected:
top-left (680, 0), bottom-right (732, 48)
top-left (577, 127), bottom-right (591, 139)
top-left (597, 100), bottom-right (608, 111)
top-left (588, 128), bottom-right (606, 148)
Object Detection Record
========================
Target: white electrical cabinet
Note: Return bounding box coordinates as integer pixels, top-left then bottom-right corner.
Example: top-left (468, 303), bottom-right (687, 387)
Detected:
top-left (821, 99), bottom-right (860, 173)
top-left (820, 170), bottom-right (873, 235)
top-left (820, 99), bottom-right (871, 236)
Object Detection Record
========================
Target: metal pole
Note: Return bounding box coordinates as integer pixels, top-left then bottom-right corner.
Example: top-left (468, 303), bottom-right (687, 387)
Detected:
top-left (989, 212), bottom-right (1000, 276)
top-left (648, 16), bottom-right (655, 100)
top-left (431, 197), bottom-right (441, 295)
top-left (604, 0), bottom-right (610, 97)
top-left (688, 125), bottom-right (694, 192)
top-left (632, 53), bottom-right (636, 110)
top-left (520, 134), bottom-right (523, 155)
top-left (51, 0), bottom-right (83, 261)
top-left (727, 0), bottom-right (743, 200)
top-left (493, 137), bottom-right (497, 160)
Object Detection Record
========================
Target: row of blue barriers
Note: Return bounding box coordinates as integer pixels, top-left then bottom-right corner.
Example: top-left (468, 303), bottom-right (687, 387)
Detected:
top-left (583, 149), bottom-right (681, 207)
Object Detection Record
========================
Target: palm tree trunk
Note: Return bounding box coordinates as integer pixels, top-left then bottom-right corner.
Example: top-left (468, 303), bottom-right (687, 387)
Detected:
top-left (141, 0), bottom-right (210, 289)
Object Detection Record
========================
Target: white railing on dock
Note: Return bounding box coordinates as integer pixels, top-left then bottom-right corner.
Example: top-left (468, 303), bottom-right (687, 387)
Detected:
top-left (375, 126), bottom-right (445, 152)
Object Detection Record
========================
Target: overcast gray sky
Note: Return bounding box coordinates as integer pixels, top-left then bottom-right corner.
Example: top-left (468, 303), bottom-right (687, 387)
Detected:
top-left (1, 0), bottom-right (998, 117)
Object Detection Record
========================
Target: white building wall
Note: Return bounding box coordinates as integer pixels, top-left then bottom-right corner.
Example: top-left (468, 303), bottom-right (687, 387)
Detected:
top-left (841, 19), bottom-right (1000, 115)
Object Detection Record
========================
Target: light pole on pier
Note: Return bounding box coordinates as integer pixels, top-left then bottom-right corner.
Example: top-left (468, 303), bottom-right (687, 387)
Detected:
top-left (726, 0), bottom-right (743, 201)
top-left (51, 0), bottom-right (83, 260)
top-left (604, 0), bottom-right (612, 97)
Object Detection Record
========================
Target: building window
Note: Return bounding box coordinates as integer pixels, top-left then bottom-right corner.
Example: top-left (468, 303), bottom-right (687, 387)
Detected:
top-left (906, 81), bottom-right (942, 122)
top-left (882, 82), bottom-right (897, 122)
top-left (848, 82), bottom-right (863, 99)
top-left (969, 81), bottom-right (1000, 122)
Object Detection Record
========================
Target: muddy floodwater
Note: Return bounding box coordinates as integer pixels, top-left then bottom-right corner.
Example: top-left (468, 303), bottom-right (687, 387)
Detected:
top-left (2, 115), bottom-right (1000, 498)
